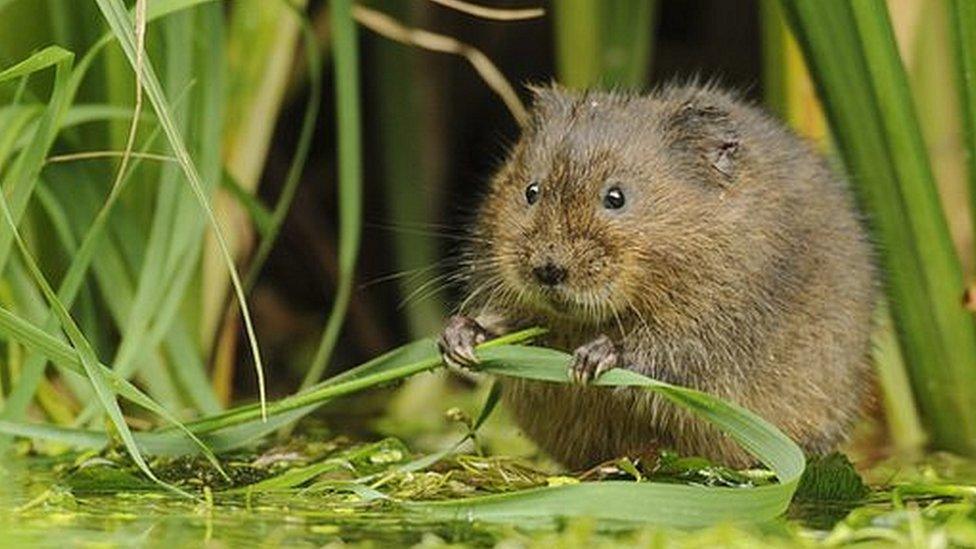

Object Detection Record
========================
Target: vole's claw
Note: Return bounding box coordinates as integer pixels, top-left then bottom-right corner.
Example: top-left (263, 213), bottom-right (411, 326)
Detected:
top-left (438, 315), bottom-right (488, 369)
top-left (569, 335), bottom-right (619, 385)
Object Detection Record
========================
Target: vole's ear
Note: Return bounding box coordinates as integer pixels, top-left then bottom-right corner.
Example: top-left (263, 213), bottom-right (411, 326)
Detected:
top-left (664, 99), bottom-right (741, 186)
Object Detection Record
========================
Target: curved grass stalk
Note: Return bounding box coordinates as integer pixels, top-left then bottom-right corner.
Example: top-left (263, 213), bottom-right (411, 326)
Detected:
top-left (353, 5), bottom-right (529, 125)
top-left (426, 0), bottom-right (544, 21)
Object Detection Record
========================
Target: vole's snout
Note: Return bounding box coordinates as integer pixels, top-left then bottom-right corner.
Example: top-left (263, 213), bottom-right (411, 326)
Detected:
top-left (532, 261), bottom-right (568, 287)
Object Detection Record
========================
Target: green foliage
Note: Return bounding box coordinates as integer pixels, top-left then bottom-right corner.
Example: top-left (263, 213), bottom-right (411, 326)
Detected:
top-left (779, 0), bottom-right (976, 455)
top-left (794, 453), bottom-right (869, 503)
top-left (302, 0), bottom-right (363, 389)
top-left (368, 0), bottom-right (445, 339)
top-left (553, 0), bottom-right (658, 90)
top-left (950, 0), bottom-right (976, 258)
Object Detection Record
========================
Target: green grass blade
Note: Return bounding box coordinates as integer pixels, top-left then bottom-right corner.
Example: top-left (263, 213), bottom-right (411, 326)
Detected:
top-left (0, 46), bottom-right (73, 274)
top-left (162, 324), bottom-right (222, 415)
top-left (242, 1), bottom-right (322, 290)
top-left (301, 0), bottom-right (363, 389)
top-left (0, 303), bottom-right (226, 476)
top-left (950, 0), bottom-right (976, 259)
top-left (93, 0), bottom-right (268, 419)
top-left (370, 0), bottom-right (445, 338)
top-left (0, 175), bottom-right (187, 496)
top-left (0, 46), bottom-right (71, 81)
top-left (163, 329), bottom-right (545, 438)
top-left (0, 322), bottom-right (803, 525)
top-left (0, 407), bottom-right (312, 456)
top-left (227, 441), bottom-right (395, 493)
top-left (159, 2), bottom-right (224, 333)
top-left (553, 0), bottom-right (657, 90)
top-left (0, 105), bottom-right (37, 171)
top-left (221, 170), bottom-right (274, 238)
top-left (0, 419), bottom-right (108, 448)
top-left (414, 347), bottom-right (801, 527)
top-left (779, 0), bottom-right (976, 455)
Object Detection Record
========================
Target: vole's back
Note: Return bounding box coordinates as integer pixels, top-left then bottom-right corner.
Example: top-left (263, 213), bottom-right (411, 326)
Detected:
top-left (471, 83), bottom-right (875, 468)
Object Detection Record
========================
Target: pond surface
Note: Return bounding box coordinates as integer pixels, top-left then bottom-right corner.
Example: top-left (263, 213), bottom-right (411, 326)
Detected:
top-left (3, 450), bottom-right (976, 548)
top-left (1, 458), bottom-right (499, 547)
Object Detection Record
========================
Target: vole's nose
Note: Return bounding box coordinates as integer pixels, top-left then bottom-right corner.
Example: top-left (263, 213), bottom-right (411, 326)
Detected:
top-left (532, 262), bottom-right (568, 287)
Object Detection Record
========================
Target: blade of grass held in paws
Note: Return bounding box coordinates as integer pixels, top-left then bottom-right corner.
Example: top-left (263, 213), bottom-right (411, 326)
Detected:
top-left (186, 337), bottom-right (802, 525)
top-left (405, 345), bottom-right (804, 527)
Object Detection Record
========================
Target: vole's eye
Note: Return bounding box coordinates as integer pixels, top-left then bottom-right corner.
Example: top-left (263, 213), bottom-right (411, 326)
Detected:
top-left (525, 181), bottom-right (540, 205)
top-left (603, 186), bottom-right (626, 210)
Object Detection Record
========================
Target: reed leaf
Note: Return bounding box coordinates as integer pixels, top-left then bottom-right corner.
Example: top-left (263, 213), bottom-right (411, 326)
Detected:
top-left (950, 0), bottom-right (976, 257)
top-left (0, 162), bottom-right (183, 494)
top-left (93, 0), bottom-right (269, 418)
top-left (553, 0), bottom-right (657, 90)
top-left (370, 0), bottom-right (445, 339)
top-left (302, 0), bottom-right (363, 388)
top-left (779, 0), bottom-right (976, 454)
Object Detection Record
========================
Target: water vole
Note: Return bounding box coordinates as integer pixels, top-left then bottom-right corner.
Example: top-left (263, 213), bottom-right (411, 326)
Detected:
top-left (439, 83), bottom-right (876, 469)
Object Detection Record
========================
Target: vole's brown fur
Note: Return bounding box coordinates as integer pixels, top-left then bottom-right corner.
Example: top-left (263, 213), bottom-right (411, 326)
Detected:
top-left (441, 83), bottom-right (876, 469)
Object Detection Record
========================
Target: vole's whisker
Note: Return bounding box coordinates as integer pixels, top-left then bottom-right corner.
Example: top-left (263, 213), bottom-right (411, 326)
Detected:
top-left (624, 296), bottom-right (652, 335)
top-left (609, 298), bottom-right (628, 340)
top-left (397, 271), bottom-right (458, 309)
top-left (359, 260), bottom-right (451, 290)
top-left (457, 276), bottom-right (503, 316)
top-left (364, 221), bottom-right (489, 244)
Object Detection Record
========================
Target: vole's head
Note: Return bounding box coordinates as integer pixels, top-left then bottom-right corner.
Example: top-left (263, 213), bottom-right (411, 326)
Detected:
top-left (470, 84), bottom-right (753, 325)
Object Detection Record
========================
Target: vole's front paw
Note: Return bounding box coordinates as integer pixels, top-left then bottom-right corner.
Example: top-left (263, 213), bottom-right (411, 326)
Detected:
top-left (569, 335), bottom-right (619, 384)
top-left (438, 315), bottom-right (489, 369)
